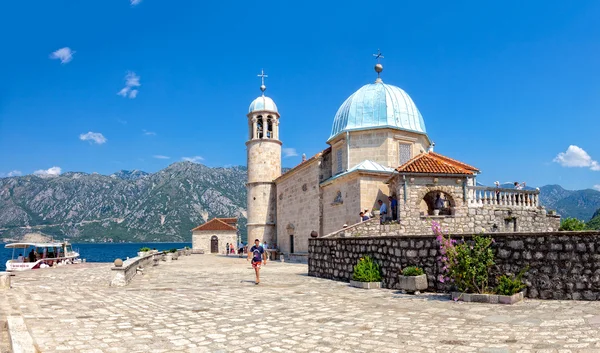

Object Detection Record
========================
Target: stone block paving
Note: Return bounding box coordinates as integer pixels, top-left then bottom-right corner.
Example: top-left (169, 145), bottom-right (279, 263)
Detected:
top-left (2, 256), bottom-right (600, 352)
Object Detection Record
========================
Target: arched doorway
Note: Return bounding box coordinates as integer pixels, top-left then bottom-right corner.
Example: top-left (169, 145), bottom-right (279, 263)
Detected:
top-left (420, 190), bottom-right (456, 216)
top-left (210, 235), bottom-right (218, 253)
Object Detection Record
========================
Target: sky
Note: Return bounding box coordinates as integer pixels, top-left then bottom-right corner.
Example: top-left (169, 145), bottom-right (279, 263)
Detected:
top-left (1, 0), bottom-right (600, 191)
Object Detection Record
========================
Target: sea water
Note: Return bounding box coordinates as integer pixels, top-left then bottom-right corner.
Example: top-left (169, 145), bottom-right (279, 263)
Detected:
top-left (0, 242), bottom-right (191, 271)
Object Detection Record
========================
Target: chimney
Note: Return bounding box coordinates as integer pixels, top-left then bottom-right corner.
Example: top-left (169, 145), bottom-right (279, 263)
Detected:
top-left (301, 153), bottom-right (307, 163)
top-left (428, 142), bottom-right (435, 153)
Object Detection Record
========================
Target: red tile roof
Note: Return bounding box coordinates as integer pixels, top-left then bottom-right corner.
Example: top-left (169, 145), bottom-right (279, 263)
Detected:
top-left (192, 218), bottom-right (237, 232)
top-left (218, 218), bottom-right (237, 226)
top-left (396, 152), bottom-right (477, 175)
top-left (429, 152), bottom-right (479, 172)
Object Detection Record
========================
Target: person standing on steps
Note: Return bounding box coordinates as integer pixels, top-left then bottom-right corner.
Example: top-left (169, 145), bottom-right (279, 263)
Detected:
top-left (247, 239), bottom-right (266, 285)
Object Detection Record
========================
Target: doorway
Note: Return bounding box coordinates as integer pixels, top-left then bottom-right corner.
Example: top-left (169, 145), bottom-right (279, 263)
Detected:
top-left (211, 235), bottom-right (218, 253)
top-left (289, 234), bottom-right (294, 254)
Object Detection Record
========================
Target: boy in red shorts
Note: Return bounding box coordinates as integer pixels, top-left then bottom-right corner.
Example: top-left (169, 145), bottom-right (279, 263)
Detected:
top-left (247, 238), bottom-right (266, 285)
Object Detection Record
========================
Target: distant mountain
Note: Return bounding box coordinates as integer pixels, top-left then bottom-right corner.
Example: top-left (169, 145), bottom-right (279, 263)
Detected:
top-left (110, 170), bottom-right (149, 180)
top-left (538, 185), bottom-right (600, 221)
top-left (586, 209), bottom-right (600, 230)
top-left (0, 162), bottom-right (247, 243)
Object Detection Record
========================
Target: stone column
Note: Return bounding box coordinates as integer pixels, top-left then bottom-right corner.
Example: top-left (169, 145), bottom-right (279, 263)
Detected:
top-left (251, 117), bottom-right (257, 140)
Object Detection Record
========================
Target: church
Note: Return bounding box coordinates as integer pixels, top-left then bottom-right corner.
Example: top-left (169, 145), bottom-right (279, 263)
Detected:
top-left (240, 55), bottom-right (559, 257)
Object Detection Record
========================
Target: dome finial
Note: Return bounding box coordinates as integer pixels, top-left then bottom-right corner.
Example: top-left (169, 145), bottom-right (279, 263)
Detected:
top-left (257, 69), bottom-right (268, 96)
top-left (373, 49), bottom-right (384, 83)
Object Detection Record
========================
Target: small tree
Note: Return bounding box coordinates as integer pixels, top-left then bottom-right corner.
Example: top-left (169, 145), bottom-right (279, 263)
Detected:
top-left (559, 217), bottom-right (587, 231)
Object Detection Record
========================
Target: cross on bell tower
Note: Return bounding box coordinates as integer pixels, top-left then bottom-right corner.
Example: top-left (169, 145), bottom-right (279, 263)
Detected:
top-left (258, 69), bottom-right (268, 96)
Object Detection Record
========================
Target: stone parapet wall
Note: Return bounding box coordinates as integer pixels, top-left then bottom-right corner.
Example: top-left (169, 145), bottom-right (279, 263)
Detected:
top-left (323, 211), bottom-right (560, 238)
top-left (309, 231), bottom-right (600, 300)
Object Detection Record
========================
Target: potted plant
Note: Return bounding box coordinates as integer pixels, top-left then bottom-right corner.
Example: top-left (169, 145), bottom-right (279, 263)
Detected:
top-left (184, 246), bottom-right (191, 255)
top-left (349, 256), bottom-right (382, 289)
top-left (137, 247), bottom-right (151, 257)
top-left (399, 266), bottom-right (428, 294)
top-left (433, 220), bottom-right (526, 304)
top-left (170, 248), bottom-right (179, 260)
top-left (151, 248), bottom-right (158, 254)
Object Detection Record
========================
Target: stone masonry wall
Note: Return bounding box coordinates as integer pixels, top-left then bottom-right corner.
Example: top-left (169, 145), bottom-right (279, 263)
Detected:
top-left (192, 230), bottom-right (237, 254)
top-left (276, 159), bottom-right (321, 254)
top-left (309, 231), bottom-right (600, 300)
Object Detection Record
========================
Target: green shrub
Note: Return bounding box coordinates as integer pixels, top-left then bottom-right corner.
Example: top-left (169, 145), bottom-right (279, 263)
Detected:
top-left (496, 266), bottom-right (528, 295)
top-left (446, 234), bottom-right (495, 294)
top-left (402, 266), bottom-right (424, 276)
top-left (559, 217), bottom-right (587, 231)
top-left (139, 247), bottom-right (151, 252)
top-left (352, 256), bottom-right (382, 282)
top-left (169, 248), bottom-right (178, 253)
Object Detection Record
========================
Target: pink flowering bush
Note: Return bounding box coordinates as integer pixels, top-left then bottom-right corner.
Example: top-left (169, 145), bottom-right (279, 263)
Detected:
top-left (432, 221), bottom-right (495, 294)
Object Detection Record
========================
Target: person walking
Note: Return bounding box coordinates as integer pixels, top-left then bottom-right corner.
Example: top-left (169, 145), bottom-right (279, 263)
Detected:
top-left (225, 242), bottom-right (229, 256)
top-left (229, 243), bottom-right (234, 255)
top-left (247, 239), bottom-right (266, 285)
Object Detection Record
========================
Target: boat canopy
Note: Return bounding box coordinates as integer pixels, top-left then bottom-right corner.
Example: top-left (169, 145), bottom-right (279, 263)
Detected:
top-left (4, 243), bottom-right (65, 249)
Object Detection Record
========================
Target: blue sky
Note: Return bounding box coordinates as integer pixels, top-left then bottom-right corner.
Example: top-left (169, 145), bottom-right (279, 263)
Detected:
top-left (1, 1), bottom-right (600, 191)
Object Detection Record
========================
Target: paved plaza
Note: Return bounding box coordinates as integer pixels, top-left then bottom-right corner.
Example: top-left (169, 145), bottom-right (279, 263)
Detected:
top-left (2, 255), bottom-right (600, 352)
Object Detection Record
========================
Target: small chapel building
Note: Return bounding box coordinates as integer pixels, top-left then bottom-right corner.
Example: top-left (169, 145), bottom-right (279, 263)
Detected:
top-left (192, 218), bottom-right (238, 254)
top-left (244, 59), bottom-right (559, 257)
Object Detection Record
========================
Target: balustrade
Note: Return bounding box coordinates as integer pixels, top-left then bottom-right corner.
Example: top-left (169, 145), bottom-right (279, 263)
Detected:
top-left (467, 186), bottom-right (538, 208)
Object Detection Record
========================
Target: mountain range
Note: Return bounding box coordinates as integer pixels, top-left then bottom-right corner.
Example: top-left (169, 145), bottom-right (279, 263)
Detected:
top-left (1, 163), bottom-right (599, 243)
top-left (0, 162), bottom-right (247, 243)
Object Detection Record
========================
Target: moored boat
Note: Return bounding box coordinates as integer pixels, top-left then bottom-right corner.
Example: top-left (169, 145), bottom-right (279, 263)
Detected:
top-left (4, 242), bottom-right (81, 271)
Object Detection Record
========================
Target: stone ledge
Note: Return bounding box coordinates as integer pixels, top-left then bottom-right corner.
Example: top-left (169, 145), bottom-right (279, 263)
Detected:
top-left (451, 291), bottom-right (524, 304)
top-left (110, 252), bottom-right (163, 287)
top-left (7, 316), bottom-right (39, 353)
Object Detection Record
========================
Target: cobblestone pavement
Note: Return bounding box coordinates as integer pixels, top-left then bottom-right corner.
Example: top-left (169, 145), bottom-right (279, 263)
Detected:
top-left (2, 255), bottom-right (600, 353)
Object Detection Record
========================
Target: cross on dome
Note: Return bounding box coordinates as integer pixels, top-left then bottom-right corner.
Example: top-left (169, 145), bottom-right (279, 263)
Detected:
top-left (372, 49), bottom-right (384, 82)
top-left (258, 69), bottom-right (268, 95)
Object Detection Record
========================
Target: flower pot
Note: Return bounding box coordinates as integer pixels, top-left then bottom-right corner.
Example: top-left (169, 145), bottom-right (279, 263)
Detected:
top-left (398, 274), bottom-right (428, 294)
top-left (372, 210), bottom-right (381, 218)
top-left (165, 253), bottom-right (173, 263)
top-left (349, 280), bottom-right (381, 289)
top-left (433, 209), bottom-right (440, 216)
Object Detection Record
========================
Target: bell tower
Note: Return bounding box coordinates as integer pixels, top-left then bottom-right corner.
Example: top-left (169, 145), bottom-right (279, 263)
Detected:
top-left (246, 70), bottom-right (281, 245)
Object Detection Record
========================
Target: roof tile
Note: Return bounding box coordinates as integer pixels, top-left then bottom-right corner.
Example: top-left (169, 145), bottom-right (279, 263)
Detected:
top-left (192, 218), bottom-right (237, 232)
top-left (396, 152), bottom-right (476, 175)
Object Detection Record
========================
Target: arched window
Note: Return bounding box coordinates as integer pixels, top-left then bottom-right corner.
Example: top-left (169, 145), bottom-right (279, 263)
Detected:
top-left (420, 190), bottom-right (455, 216)
top-left (257, 116), bottom-right (264, 138)
top-left (267, 116), bottom-right (273, 138)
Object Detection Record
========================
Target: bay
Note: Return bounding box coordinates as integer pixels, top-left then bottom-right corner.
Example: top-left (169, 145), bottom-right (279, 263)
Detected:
top-left (0, 242), bottom-right (191, 271)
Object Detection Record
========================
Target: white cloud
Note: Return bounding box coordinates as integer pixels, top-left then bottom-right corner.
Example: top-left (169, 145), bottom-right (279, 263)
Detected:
top-left (34, 166), bottom-right (62, 176)
top-left (0, 170), bottom-right (22, 177)
top-left (50, 47), bottom-right (75, 64)
top-left (117, 72), bottom-right (141, 99)
top-left (182, 156), bottom-right (204, 163)
top-left (553, 145), bottom-right (600, 171)
top-left (282, 148), bottom-right (298, 158)
top-left (131, 0), bottom-right (142, 5)
top-left (79, 131), bottom-right (107, 145)
top-left (594, 185), bottom-right (600, 192)
top-left (143, 129), bottom-right (156, 136)
top-left (153, 155), bottom-right (170, 159)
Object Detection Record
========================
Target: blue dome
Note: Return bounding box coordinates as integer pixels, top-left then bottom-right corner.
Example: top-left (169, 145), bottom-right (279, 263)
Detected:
top-left (248, 95), bottom-right (278, 114)
top-left (329, 82), bottom-right (426, 141)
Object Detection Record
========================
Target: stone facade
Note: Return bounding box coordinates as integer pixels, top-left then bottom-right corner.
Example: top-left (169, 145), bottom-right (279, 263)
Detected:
top-left (308, 231), bottom-right (600, 300)
top-left (192, 230), bottom-right (237, 254)
top-left (328, 128), bottom-right (429, 172)
top-left (276, 158), bottom-right (321, 254)
top-left (385, 173), bottom-right (559, 235)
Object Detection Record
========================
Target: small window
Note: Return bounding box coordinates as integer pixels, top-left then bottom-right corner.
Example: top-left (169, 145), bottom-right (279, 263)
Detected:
top-left (399, 143), bottom-right (411, 165)
top-left (337, 150), bottom-right (343, 173)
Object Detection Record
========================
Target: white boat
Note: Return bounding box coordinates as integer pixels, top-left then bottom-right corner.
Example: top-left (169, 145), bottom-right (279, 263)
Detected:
top-left (4, 242), bottom-right (81, 271)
